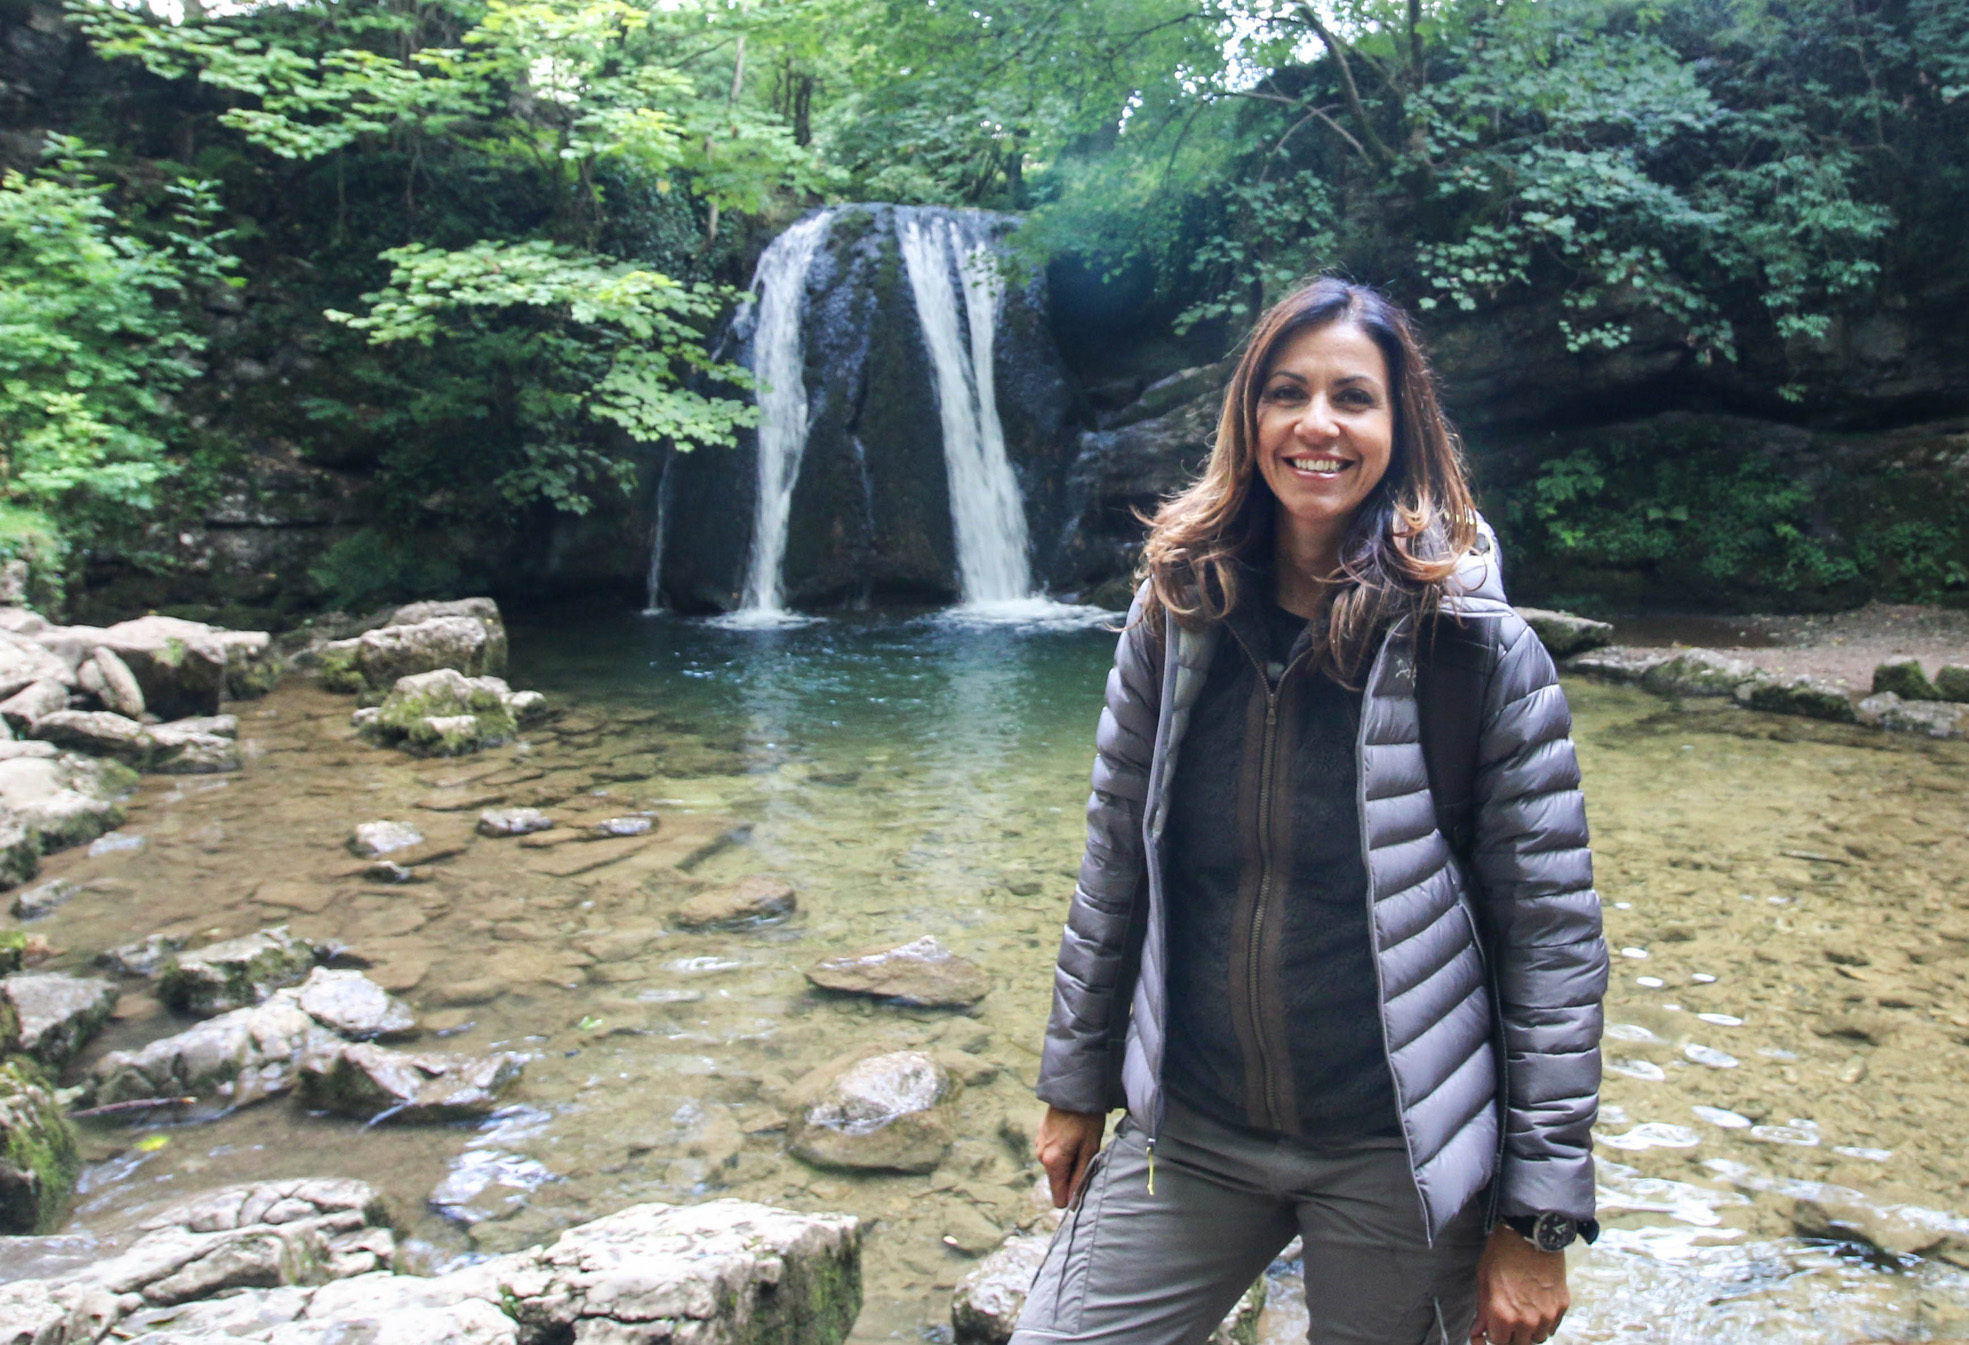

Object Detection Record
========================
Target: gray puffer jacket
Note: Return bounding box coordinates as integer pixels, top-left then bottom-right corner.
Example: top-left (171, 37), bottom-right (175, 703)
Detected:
top-left (1035, 538), bottom-right (1607, 1238)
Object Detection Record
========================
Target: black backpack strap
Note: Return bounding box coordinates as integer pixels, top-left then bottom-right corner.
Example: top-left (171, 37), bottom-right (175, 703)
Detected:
top-left (1414, 611), bottom-right (1493, 866)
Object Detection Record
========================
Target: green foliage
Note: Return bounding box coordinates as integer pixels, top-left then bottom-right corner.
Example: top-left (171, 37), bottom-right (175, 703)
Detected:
top-left (308, 528), bottom-right (465, 611)
top-left (0, 136), bottom-right (232, 589)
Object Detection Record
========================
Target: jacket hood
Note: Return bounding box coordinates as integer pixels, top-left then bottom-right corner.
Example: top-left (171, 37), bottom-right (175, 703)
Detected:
top-left (1442, 512), bottom-right (1507, 605)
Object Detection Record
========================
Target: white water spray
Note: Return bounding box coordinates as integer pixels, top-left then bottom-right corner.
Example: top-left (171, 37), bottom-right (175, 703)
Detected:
top-left (898, 213), bottom-right (1034, 607)
top-left (733, 210), bottom-right (832, 621)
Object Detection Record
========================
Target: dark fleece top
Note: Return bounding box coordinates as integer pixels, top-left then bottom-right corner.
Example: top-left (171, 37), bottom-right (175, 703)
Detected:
top-left (1161, 600), bottom-right (1401, 1140)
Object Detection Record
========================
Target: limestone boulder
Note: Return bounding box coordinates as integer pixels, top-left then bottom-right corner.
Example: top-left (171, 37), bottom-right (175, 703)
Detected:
top-left (29, 708), bottom-right (154, 764)
top-left (359, 669), bottom-right (526, 756)
top-left (675, 875), bottom-right (798, 930)
top-left (149, 718), bottom-right (243, 774)
top-left (1857, 692), bottom-right (1969, 738)
top-left (1736, 674), bottom-right (1859, 723)
top-left (1, 972), bottom-right (118, 1068)
top-left (788, 1049), bottom-right (959, 1173)
top-left (0, 750), bottom-right (133, 853)
top-left (294, 968), bottom-right (417, 1042)
top-left (157, 926), bottom-right (320, 1015)
top-left (389, 598), bottom-right (509, 673)
top-left (90, 992), bottom-right (335, 1109)
top-left (86, 647), bottom-right (147, 719)
top-left (0, 1056), bottom-right (80, 1234)
top-left (295, 1042), bottom-right (524, 1122)
top-left (215, 630), bottom-right (282, 699)
top-left (0, 677), bottom-right (71, 729)
top-left (806, 935), bottom-right (990, 1008)
top-left (1872, 656), bottom-right (1941, 702)
top-left (1515, 607), bottom-right (1615, 658)
top-left (95, 615), bottom-right (233, 720)
top-left (0, 631), bottom-right (77, 700)
top-left (98, 932), bottom-right (190, 977)
top-left (0, 1278), bottom-right (118, 1344)
top-left (0, 808), bottom-right (38, 889)
top-left (1640, 648), bottom-right (1766, 698)
top-left (354, 616), bottom-right (502, 693)
top-left (1563, 646), bottom-right (1673, 683)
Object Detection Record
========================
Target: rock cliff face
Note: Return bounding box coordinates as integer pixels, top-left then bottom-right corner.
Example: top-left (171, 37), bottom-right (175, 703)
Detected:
top-left (659, 205), bottom-right (1082, 612)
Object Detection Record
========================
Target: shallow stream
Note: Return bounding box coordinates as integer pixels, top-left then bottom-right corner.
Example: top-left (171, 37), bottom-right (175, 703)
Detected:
top-left (10, 611), bottom-right (1969, 1342)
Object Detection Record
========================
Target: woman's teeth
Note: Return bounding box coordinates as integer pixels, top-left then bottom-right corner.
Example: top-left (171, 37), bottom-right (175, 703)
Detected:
top-left (1286, 456), bottom-right (1349, 475)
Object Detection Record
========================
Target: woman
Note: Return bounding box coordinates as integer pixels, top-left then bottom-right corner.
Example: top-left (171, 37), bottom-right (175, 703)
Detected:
top-left (1014, 279), bottom-right (1607, 1345)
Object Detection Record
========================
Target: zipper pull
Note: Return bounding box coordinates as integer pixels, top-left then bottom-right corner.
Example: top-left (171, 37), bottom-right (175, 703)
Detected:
top-left (1146, 1139), bottom-right (1157, 1195)
top-left (1265, 700), bottom-right (1277, 728)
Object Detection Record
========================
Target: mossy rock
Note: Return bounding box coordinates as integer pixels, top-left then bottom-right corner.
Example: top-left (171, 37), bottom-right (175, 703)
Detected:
top-left (1872, 657), bottom-right (1940, 702)
top-left (364, 669), bottom-right (520, 757)
top-left (0, 1055), bottom-right (81, 1233)
top-left (317, 642), bottom-right (365, 695)
top-left (0, 929), bottom-right (26, 976)
top-left (225, 652), bottom-right (284, 699)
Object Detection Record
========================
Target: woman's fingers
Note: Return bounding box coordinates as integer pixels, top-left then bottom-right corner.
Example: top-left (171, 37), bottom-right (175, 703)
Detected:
top-left (1034, 1107), bottom-right (1105, 1208)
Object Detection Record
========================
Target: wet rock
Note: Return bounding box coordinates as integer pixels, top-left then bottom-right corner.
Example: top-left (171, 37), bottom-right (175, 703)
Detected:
top-left (348, 820), bottom-right (424, 859)
top-left (1563, 646), bottom-right (1673, 683)
top-left (1856, 692), bottom-right (1969, 738)
top-left (0, 928), bottom-right (26, 975)
top-left (317, 637), bottom-right (366, 694)
top-left (295, 1042), bottom-right (524, 1122)
top-left (593, 814), bottom-right (654, 837)
top-left (67, 1176), bottom-right (394, 1312)
top-left (1640, 648), bottom-right (1767, 698)
top-left (1736, 674), bottom-right (1859, 723)
top-left (157, 925), bottom-right (320, 1015)
top-left (951, 1231), bottom-right (1264, 1345)
top-left (218, 630), bottom-right (282, 700)
top-left (1792, 1192), bottom-right (1969, 1268)
top-left (675, 875), bottom-right (798, 930)
top-left (0, 1277), bottom-right (118, 1344)
top-left (97, 932), bottom-right (190, 977)
top-left (390, 598), bottom-right (509, 671)
top-left (0, 808), bottom-right (38, 888)
top-left (477, 806), bottom-right (551, 837)
top-left (0, 1056), bottom-right (81, 1233)
top-left (806, 935), bottom-right (990, 1008)
top-left (1872, 656), bottom-right (1940, 702)
top-left (354, 616), bottom-right (504, 693)
top-left (0, 677), bottom-right (71, 729)
top-left (787, 1049), bottom-right (959, 1173)
top-left (295, 968), bottom-right (417, 1042)
top-left (28, 708), bottom-right (154, 764)
top-left (148, 719), bottom-right (242, 774)
top-left (1, 972), bottom-right (118, 1068)
top-left (360, 669), bottom-right (525, 756)
top-left (11, 876), bottom-right (74, 918)
top-left (94, 615), bottom-right (233, 720)
top-left (90, 992), bottom-right (336, 1109)
top-left (1516, 607), bottom-right (1615, 658)
top-left (0, 751), bottom-right (133, 852)
top-left (365, 859), bottom-right (418, 883)
top-left (87, 646), bottom-right (146, 719)
top-left (1934, 664), bottom-right (1969, 703)
top-left (506, 689), bottom-right (548, 724)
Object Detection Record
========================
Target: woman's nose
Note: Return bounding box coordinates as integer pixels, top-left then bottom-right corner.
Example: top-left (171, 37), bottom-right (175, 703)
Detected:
top-left (1295, 394), bottom-right (1341, 440)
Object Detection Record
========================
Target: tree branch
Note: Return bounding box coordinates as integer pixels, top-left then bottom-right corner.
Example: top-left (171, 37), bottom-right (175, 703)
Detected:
top-left (1295, 3), bottom-right (1395, 165)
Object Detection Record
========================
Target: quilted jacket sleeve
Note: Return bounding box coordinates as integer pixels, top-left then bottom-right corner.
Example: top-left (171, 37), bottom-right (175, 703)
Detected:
top-left (1469, 614), bottom-right (1608, 1222)
top-left (1033, 589), bottom-right (1161, 1115)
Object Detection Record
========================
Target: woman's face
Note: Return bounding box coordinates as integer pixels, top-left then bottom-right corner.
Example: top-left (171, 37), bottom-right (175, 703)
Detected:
top-left (1253, 320), bottom-right (1395, 541)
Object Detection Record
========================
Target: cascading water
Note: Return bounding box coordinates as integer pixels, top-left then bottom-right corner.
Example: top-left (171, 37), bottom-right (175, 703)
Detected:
top-left (730, 209), bottom-right (833, 621)
top-left (897, 212), bottom-right (1035, 608)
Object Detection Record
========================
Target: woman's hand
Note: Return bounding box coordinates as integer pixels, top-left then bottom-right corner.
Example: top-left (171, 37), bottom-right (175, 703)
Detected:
top-left (1035, 1106), bottom-right (1107, 1208)
top-left (1470, 1224), bottom-right (1569, 1345)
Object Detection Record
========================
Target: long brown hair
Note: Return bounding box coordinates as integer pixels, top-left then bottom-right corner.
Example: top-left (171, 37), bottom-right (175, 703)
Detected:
top-left (1138, 278), bottom-right (1477, 679)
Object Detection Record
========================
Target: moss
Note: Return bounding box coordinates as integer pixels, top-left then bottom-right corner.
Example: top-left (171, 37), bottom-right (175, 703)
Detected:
top-left (0, 929), bottom-right (25, 975)
top-left (318, 645), bottom-right (364, 694)
top-left (0, 1055), bottom-right (82, 1234)
top-left (367, 676), bottom-right (517, 756)
top-left (225, 653), bottom-right (283, 700)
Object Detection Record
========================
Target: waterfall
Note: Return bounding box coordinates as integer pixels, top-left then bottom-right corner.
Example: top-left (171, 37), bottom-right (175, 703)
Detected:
top-left (897, 213), bottom-right (1034, 607)
top-left (732, 210), bottom-right (832, 620)
top-left (641, 446), bottom-right (674, 614)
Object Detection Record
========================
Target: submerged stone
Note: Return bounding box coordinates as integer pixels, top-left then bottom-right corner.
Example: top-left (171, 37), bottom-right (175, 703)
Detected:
top-left (806, 935), bottom-right (990, 1007)
top-left (97, 932), bottom-right (190, 977)
top-left (1, 972), bottom-right (118, 1068)
top-left (348, 819), bottom-right (424, 858)
top-left (787, 1049), bottom-right (959, 1173)
top-left (675, 875), bottom-right (798, 930)
top-left (296, 1042), bottom-right (524, 1122)
top-left (0, 1057), bottom-right (80, 1234)
top-left (156, 925), bottom-right (319, 1015)
top-left (1856, 692), bottom-right (1968, 738)
top-left (477, 806), bottom-right (551, 837)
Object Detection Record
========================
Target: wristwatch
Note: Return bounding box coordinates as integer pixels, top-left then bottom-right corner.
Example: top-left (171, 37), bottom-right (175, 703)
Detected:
top-left (1503, 1212), bottom-right (1598, 1253)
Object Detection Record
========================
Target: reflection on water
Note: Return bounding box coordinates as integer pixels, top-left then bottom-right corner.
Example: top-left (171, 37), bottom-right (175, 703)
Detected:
top-left (10, 611), bottom-right (1969, 1342)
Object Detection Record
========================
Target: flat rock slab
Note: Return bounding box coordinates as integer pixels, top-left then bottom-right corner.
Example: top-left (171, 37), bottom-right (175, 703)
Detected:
top-left (806, 935), bottom-right (988, 1007)
top-left (157, 926), bottom-right (319, 1015)
top-left (296, 968), bottom-right (417, 1041)
top-left (788, 1049), bottom-right (959, 1173)
top-left (1858, 692), bottom-right (1969, 738)
top-left (477, 806), bottom-right (552, 837)
top-left (0, 751), bottom-right (132, 855)
top-left (296, 1042), bottom-right (524, 1122)
top-left (676, 875), bottom-right (797, 930)
top-left (93, 992), bottom-right (334, 1109)
top-left (97, 932), bottom-right (189, 977)
top-left (524, 834), bottom-right (652, 877)
top-left (2, 972), bottom-right (118, 1068)
top-left (1515, 607), bottom-right (1614, 658)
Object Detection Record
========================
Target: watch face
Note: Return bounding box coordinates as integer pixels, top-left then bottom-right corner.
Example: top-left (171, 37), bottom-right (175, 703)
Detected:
top-left (1534, 1213), bottom-right (1576, 1252)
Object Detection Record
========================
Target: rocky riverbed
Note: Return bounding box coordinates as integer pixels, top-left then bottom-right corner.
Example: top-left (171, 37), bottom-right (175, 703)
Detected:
top-left (2, 607), bottom-right (1968, 1343)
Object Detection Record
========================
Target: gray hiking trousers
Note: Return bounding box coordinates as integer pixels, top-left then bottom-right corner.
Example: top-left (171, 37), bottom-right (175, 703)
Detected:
top-left (1009, 1104), bottom-right (1487, 1345)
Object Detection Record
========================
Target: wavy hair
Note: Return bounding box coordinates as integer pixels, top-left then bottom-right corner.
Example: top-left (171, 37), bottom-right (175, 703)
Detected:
top-left (1137, 277), bottom-right (1477, 679)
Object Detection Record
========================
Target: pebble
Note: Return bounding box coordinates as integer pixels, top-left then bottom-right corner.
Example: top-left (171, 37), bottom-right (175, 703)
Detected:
top-left (1636, 976), bottom-right (1665, 988)
top-left (1608, 1058), bottom-right (1668, 1082)
top-left (1684, 1043), bottom-right (1740, 1069)
top-left (1693, 1106), bottom-right (1752, 1129)
top-left (1750, 1124), bottom-right (1820, 1146)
